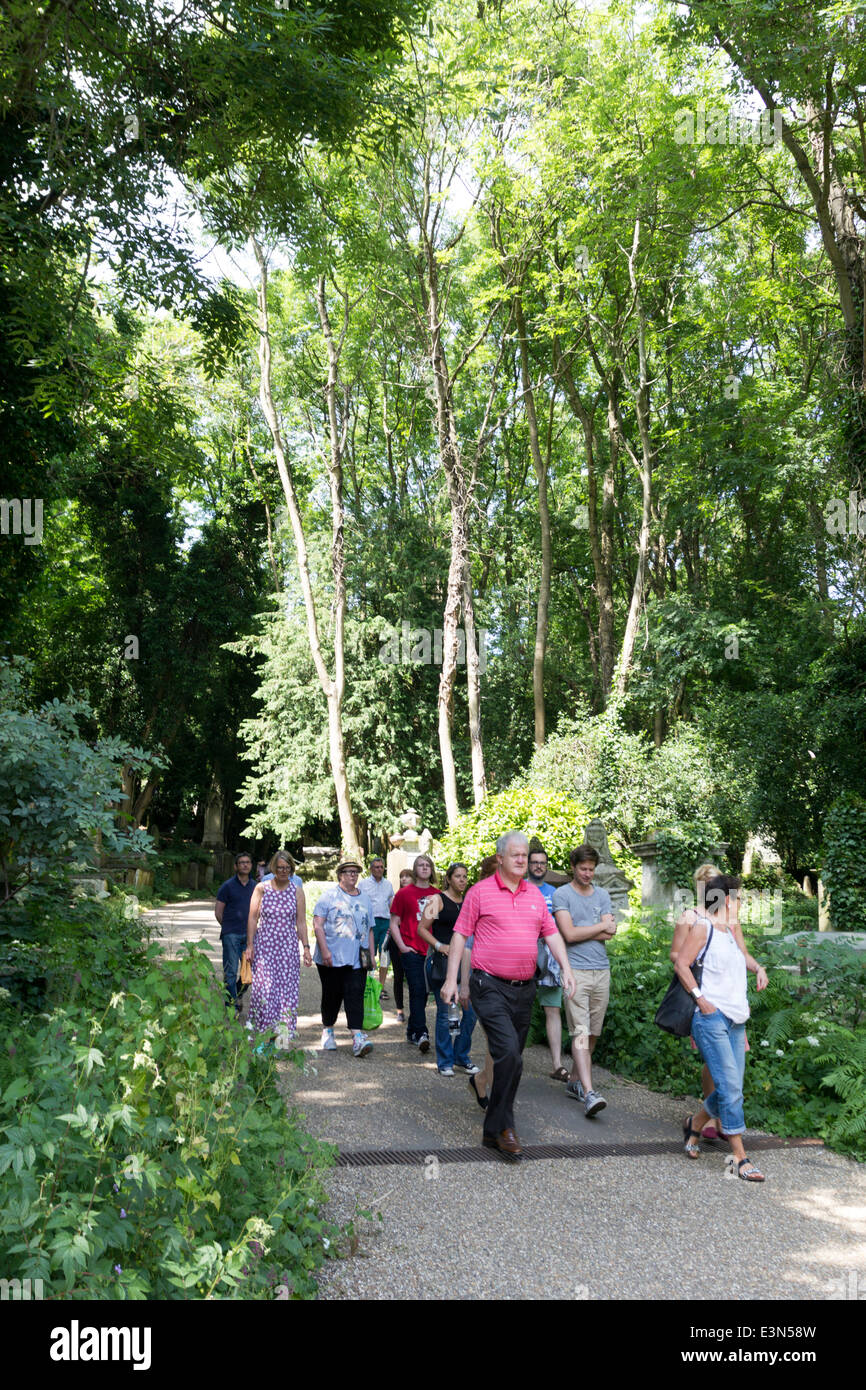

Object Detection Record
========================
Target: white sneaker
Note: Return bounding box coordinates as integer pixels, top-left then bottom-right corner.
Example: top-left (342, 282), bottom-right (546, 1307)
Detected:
top-left (352, 1031), bottom-right (372, 1058)
top-left (438, 1066), bottom-right (454, 1077)
top-left (455, 1061), bottom-right (480, 1075)
top-left (321, 1027), bottom-right (337, 1051)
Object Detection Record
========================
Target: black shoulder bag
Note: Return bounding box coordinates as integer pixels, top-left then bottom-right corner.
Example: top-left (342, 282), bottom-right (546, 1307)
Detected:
top-left (654, 925), bottom-right (714, 1037)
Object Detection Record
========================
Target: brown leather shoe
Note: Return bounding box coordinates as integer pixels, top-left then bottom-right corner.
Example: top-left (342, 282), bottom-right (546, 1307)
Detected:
top-left (482, 1128), bottom-right (522, 1160)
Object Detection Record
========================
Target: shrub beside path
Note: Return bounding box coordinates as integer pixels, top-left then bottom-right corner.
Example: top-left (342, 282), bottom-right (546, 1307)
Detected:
top-left (147, 901), bottom-right (866, 1302)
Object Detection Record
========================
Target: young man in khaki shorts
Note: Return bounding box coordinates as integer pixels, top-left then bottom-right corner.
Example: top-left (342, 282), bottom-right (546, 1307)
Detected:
top-left (552, 846), bottom-right (617, 1116)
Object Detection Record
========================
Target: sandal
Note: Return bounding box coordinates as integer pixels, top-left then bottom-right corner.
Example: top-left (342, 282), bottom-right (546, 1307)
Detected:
top-left (549, 1066), bottom-right (570, 1082)
top-left (734, 1157), bottom-right (765, 1182)
top-left (379, 989), bottom-right (389, 1000)
top-left (683, 1114), bottom-right (701, 1158)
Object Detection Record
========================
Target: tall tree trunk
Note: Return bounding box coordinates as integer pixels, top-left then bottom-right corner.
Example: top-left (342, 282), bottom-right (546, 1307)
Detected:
top-left (555, 340), bottom-right (617, 703)
top-left (463, 568), bottom-right (487, 805)
top-left (809, 499), bottom-right (834, 638)
top-left (514, 295), bottom-right (551, 747)
top-left (253, 238), bottom-right (362, 857)
top-left (418, 200), bottom-right (492, 822)
top-left (611, 221), bottom-right (653, 696)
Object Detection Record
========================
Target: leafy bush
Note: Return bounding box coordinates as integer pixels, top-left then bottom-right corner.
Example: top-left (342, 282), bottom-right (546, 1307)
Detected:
top-left (0, 943), bottom-right (339, 1299)
top-left (822, 792), bottom-right (866, 931)
top-left (778, 892), bottom-right (819, 930)
top-left (762, 933), bottom-right (866, 1030)
top-left (0, 887), bottom-right (148, 1012)
top-left (0, 661), bottom-right (155, 903)
top-left (522, 709), bottom-right (748, 852)
top-left (437, 787), bottom-right (591, 876)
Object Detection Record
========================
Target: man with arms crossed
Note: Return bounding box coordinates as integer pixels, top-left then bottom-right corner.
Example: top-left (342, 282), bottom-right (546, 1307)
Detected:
top-left (552, 845), bottom-right (617, 1117)
top-left (441, 832), bottom-right (575, 1161)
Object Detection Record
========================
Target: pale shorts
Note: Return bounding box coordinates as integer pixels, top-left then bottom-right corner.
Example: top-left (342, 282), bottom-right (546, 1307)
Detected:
top-left (564, 969), bottom-right (610, 1039)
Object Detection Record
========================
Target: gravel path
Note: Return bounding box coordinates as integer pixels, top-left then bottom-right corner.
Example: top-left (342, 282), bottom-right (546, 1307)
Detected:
top-left (145, 900), bottom-right (866, 1302)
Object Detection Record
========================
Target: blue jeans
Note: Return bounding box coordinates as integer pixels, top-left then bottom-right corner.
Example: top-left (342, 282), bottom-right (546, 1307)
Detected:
top-left (426, 960), bottom-right (477, 1070)
top-left (222, 934), bottom-right (246, 1009)
top-left (400, 949), bottom-right (429, 1042)
top-left (691, 1008), bottom-right (747, 1136)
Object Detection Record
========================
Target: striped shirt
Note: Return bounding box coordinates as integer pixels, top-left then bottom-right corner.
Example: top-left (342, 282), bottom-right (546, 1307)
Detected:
top-left (455, 872), bottom-right (556, 980)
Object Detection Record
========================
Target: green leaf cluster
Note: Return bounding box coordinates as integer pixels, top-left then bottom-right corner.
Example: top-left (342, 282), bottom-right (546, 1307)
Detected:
top-left (436, 786), bottom-right (591, 877)
top-left (0, 940), bottom-right (340, 1299)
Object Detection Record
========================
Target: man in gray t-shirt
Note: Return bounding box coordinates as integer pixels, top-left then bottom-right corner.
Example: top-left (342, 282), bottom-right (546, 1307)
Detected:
top-left (552, 846), bottom-right (617, 1116)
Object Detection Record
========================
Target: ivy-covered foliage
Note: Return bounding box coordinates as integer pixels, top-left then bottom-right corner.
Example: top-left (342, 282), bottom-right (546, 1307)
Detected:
top-left (822, 792), bottom-right (866, 932)
top-left (654, 820), bottom-right (727, 888)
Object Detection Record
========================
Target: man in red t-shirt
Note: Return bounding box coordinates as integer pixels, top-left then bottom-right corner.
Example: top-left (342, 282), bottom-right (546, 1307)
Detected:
top-left (389, 854), bottom-right (437, 1050)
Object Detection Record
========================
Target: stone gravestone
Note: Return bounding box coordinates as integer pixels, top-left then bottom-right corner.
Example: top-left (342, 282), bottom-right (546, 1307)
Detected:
top-left (628, 831), bottom-right (729, 914)
top-left (201, 785), bottom-right (225, 851)
top-left (581, 819), bottom-right (633, 920)
top-left (387, 809), bottom-right (433, 889)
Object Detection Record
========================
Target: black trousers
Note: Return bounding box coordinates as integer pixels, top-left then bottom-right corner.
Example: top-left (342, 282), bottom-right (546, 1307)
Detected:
top-left (317, 964), bottom-right (366, 1031)
top-left (469, 971), bottom-right (536, 1139)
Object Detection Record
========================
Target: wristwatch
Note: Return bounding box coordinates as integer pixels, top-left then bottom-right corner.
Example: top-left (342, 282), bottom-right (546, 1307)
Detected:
top-left (690, 986), bottom-right (702, 1000)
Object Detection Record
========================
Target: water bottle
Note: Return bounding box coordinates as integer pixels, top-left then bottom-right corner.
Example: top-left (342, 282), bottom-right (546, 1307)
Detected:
top-left (447, 1000), bottom-right (461, 1037)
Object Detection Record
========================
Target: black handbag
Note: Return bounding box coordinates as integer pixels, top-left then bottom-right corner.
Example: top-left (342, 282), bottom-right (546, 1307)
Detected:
top-left (654, 925), bottom-right (714, 1036)
top-left (426, 947), bottom-right (448, 985)
top-left (359, 945), bottom-right (374, 972)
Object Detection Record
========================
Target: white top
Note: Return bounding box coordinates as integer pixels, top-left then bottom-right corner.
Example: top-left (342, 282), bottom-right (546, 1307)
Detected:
top-left (697, 920), bottom-right (749, 1024)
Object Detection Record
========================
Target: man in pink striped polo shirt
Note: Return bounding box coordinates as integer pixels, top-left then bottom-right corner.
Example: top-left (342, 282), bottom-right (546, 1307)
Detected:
top-left (441, 831), bottom-right (575, 1160)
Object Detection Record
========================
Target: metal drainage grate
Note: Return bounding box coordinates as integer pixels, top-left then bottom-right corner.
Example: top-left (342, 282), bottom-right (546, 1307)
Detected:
top-left (335, 1135), bottom-right (823, 1168)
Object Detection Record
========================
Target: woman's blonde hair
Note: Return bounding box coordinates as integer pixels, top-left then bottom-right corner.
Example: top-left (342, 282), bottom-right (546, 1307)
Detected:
top-left (269, 849), bottom-right (296, 874)
top-left (694, 862), bottom-right (721, 909)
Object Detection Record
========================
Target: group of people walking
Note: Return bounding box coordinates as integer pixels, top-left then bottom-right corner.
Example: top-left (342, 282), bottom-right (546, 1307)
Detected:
top-left (215, 832), bottom-right (768, 1176)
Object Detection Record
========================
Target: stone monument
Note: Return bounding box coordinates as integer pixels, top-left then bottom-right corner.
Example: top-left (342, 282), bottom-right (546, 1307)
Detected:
top-left (201, 783), bottom-right (225, 851)
top-left (628, 830), bottom-right (729, 914)
top-left (582, 818), bottom-right (633, 920)
top-left (387, 809), bottom-right (433, 888)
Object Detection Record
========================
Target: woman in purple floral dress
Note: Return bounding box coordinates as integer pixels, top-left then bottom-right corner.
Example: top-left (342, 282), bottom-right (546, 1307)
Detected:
top-left (245, 851), bottom-right (310, 1045)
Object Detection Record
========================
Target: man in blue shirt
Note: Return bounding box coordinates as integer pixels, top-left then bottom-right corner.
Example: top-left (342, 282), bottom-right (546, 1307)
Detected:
top-left (215, 852), bottom-right (257, 1014)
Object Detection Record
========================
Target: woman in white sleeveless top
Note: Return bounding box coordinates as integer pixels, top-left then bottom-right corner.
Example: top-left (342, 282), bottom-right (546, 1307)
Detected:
top-left (674, 873), bottom-right (768, 1181)
top-left (671, 864), bottom-right (723, 1138)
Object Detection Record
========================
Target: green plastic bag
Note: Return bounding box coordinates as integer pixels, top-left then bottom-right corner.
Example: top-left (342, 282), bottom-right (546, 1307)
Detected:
top-left (363, 974), bottom-right (383, 1031)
